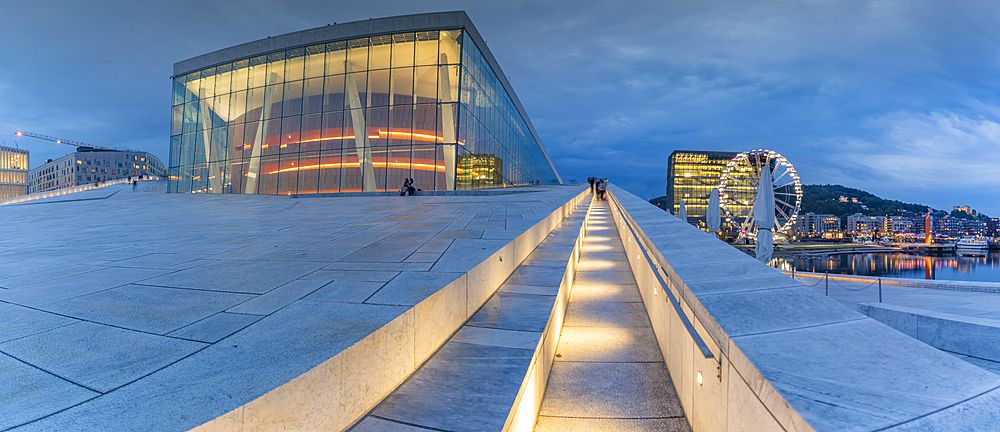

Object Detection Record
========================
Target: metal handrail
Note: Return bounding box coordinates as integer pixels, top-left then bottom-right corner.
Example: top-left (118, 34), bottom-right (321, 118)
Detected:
top-left (606, 191), bottom-right (715, 360)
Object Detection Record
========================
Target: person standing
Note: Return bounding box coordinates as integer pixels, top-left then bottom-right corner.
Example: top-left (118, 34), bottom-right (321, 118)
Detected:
top-left (596, 179), bottom-right (607, 201)
top-left (588, 177), bottom-right (595, 193)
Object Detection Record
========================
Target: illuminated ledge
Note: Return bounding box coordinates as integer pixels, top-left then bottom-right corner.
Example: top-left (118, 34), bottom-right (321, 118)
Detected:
top-left (607, 184), bottom-right (1000, 431)
top-left (290, 188), bottom-right (543, 198)
top-left (348, 198), bottom-right (589, 431)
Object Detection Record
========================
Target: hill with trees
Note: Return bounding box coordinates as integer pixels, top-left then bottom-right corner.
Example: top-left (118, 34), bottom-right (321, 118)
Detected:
top-left (649, 184), bottom-right (990, 222)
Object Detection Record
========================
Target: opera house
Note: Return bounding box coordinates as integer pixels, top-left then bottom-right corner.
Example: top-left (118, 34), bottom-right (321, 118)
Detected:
top-left (169, 11), bottom-right (560, 194)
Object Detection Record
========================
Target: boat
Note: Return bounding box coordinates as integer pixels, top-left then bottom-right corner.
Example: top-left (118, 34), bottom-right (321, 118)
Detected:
top-left (956, 236), bottom-right (988, 256)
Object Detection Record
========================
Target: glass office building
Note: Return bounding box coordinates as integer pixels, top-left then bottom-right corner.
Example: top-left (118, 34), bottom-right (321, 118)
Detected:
top-left (666, 150), bottom-right (738, 227)
top-left (169, 12), bottom-right (560, 194)
top-left (0, 145), bottom-right (29, 200)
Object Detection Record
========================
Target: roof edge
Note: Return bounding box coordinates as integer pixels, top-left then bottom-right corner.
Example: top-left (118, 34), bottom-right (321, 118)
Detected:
top-left (173, 11), bottom-right (471, 76)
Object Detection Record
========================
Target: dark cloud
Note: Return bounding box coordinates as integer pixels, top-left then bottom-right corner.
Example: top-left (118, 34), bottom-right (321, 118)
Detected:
top-left (2, 0), bottom-right (999, 213)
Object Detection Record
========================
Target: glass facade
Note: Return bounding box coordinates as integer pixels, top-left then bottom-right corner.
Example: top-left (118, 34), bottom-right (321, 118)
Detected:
top-left (0, 146), bottom-right (29, 200)
top-left (169, 29), bottom-right (558, 194)
top-left (666, 150), bottom-right (738, 228)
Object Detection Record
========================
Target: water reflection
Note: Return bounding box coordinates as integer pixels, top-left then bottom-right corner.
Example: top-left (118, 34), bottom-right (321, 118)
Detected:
top-left (772, 251), bottom-right (1000, 282)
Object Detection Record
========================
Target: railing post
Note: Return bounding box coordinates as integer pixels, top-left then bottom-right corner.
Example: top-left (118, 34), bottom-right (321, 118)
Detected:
top-left (879, 278), bottom-right (882, 303)
top-left (825, 272), bottom-right (829, 296)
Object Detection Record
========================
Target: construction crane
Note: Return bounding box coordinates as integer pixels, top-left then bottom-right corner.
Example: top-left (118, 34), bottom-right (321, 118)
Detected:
top-left (14, 130), bottom-right (120, 151)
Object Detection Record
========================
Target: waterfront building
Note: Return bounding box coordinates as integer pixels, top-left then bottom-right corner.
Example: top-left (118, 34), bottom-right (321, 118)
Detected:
top-left (0, 145), bottom-right (29, 199)
top-left (933, 217), bottom-right (963, 238)
top-left (27, 148), bottom-right (168, 194)
top-left (884, 216), bottom-right (915, 236)
top-left (665, 150), bottom-right (738, 226)
top-left (963, 219), bottom-right (988, 237)
top-left (793, 212), bottom-right (841, 239)
top-left (846, 213), bottom-right (886, 237)
top-left (988, 218), bottom-right (1000, 237)
top-left (168, 12), bottom-right (560, 194)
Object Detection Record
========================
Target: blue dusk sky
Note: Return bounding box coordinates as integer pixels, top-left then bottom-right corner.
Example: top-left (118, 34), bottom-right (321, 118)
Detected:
top-left (2, 1), bottom-right (999, 214)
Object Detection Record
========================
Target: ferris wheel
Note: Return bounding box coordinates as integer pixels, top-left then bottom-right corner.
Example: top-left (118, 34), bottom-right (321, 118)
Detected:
top-left (718, 149), bottom-right (802, 241)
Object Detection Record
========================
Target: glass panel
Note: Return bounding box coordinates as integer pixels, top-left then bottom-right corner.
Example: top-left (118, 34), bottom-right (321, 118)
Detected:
top-left (414, 31), bottom-right (439, 66)
top-left (200, 67), bottom-right (216, 100)
top-left (216, 63), bottom-right (233, 95)
top-left (171, 105), bottom-right (183, 136)
top-left (297, 150), bottom-right (320, 194)
top-left (368, 106), bottom-right (389, 191)
top-left (340, 146), bottom-right (361, 192)
top-left (347, 38), bottom-right (369, 73)
top-left (169, 136), bottom-right (181, 167)
top-left (258, 155), bottom-right (280, 194)
top-left (386, 145), bottom-right (411, 194)
top-left (326, 41), bottom-right (347, 75)
top-left (411, 144), bottom-right (436, 191)
top-left (243, 120), bottom-right (260, 162)
top-left (370, 144), bottom-right (389, 192)
top-left (169, 167), bottom-right (180, 193)
top-left (305, 44), bottom-right (326, 78)
top-left (319, 148), bottom-right (341, 193)
top-left (414, 66), bottom-right (437, 104)
top-left (191, 163), bottom-right (207, 193)
top-left (322, 111), bottom-right (345, 151)
top-left (228, 123), bottom-right (245, 162)
top-left (247, 87), bottom-right (265, 122)
top-left (389, 105), bottom-right (413, 147)
top-left (263, 118), bottom-right (282, 156)
top-left (392, 33), bottom-right (415, 68)
top-left (368, 69), bottom-right (390, 107)
top-left (277, 153), bottom-right (299, 195)
top-left (438, 65), bottom-right (460, 103)
top-left (283, 80), bottom-right (303, 117)
top-left (230, 90), bottom-right (248, 124)
top-left (439, 103), bottom-right (458, 144)
top-left (249, 55), bottom-right (267, 88)
top-left (172, 78), bottom-right (185, 106)
top-left (184, 72), bottom-right (200, 103)
top-left (280, 116), bottom-right (301, 154)
top-left (369, 34), bottom-right (392, 70)
top-left (390, 67), bottom-right (413, 105)
top-left (233, 59), bottom-right (250, 91)
top-left (265, 52), bottom-right (285, 84)
top-left (243, 156), bottom-right (260, 194)
top-left (212, 95), bottom-right (228, 128)
top-left (323, 74), bottom-right (345, 112)
top-left (182, 102), bottom-right (199, 134)
top-left (435, 145), bottom-right (448, 190)
top-left (210, 126), bottom-right (228, 163)
top-left (228, 157), bottom-right (245, 193)
top-left (346, 72), bottom-right (367, 110)
top-left (303, 77), bottom-right (324, 114)
top-left (300, 113), bottom-right (323, 153)
top-left (264, 83), bottom-right (283, 120)
top-left (413, 104), bottom-right (437, 145)
top-left (439, 30), bottom-right (462, 65)
top-left (285, 47), bottom-right (305, 82)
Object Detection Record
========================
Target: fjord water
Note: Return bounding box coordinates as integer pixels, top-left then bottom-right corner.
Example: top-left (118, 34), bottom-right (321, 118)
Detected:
top-left (773, 251), bottom-right (1000, 282)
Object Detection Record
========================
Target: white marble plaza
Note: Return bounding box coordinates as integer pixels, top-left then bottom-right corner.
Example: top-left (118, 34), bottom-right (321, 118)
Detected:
top-left (0, 184), bottom-right (585, 431)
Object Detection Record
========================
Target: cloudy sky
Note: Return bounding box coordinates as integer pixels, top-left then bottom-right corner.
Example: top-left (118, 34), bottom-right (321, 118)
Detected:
top-left (2, 0), bottom-right (999, 214)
